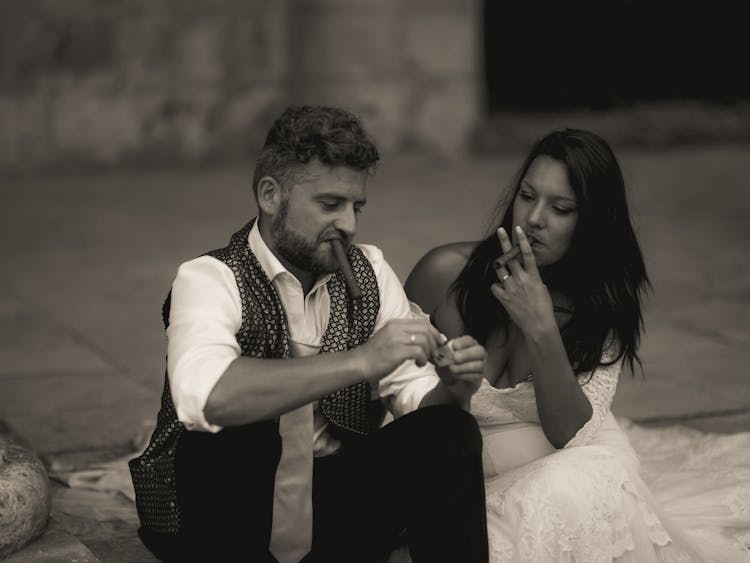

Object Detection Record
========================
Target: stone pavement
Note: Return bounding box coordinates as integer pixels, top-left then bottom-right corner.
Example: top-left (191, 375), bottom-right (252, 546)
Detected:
top-left (1, 143), bottom-right (749, 560)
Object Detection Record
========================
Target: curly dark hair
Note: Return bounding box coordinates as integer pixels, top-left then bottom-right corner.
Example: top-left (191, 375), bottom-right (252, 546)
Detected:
top-left (252, 105), bottom-right (380, 197)
top-left (451, 129), bottom-right (651, 376)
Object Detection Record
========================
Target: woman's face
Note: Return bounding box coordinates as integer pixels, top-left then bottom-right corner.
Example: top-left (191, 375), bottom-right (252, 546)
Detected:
top-left (511, 155), bottom-right (579, 267)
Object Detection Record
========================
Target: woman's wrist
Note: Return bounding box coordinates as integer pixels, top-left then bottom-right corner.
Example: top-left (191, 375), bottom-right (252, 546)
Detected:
top-left (522, 315), bottom-right (559, 344)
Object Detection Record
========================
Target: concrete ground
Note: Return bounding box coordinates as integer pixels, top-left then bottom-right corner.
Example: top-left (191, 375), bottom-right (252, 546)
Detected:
top-left (1, 142), bottom-right (749, 560)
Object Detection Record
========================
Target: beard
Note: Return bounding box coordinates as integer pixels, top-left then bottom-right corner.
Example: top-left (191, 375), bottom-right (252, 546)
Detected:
top-left (270, 200), bottom-right (339, 276)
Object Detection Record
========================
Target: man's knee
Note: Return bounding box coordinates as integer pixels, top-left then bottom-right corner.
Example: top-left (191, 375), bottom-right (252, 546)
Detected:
top-left (412, 405), bottom-right (483, 458)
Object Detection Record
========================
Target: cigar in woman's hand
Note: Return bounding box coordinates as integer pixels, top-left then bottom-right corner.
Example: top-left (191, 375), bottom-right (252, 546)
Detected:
top-left (493, 245), bottom-right (521, 270)
top-left (330, 238), bottom-right (362, 299)
top-left (433, 338), bottom-right (456, 367)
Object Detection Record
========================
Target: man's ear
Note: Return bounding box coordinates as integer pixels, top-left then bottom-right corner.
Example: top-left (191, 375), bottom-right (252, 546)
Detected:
top-left (256, 176), bottom-right (284, 216)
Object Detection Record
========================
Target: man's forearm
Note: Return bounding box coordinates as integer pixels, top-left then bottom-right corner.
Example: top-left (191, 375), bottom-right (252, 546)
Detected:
top-left (204, 350), bottom-right (367, 427)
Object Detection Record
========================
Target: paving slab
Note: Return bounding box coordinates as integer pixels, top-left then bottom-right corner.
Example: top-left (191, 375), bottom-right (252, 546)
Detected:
top-left (613, 376), bottom-right (743, 422)
top-left (636, 320), bottom-right (750, 397)
top-left (49, 483), bottom-right (157, 563)
top-left (3, 516), bottom-right (100, 563)
top-left (656, 411), bottom-right (750, 434)
top-left (0, 371), bottom-right (158, 456)
top-left (0, 305), bottom-right (114, 378)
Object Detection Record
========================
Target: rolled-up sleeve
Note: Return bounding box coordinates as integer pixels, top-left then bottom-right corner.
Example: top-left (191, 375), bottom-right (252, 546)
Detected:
top-left (359, 245), bottom-right (440, 418)
top-left (166, 256), bottom-right (242, 432)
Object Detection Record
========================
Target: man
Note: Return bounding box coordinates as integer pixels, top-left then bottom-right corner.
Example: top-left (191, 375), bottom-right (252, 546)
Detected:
top-left (130, 105), bottom-right (488, 562)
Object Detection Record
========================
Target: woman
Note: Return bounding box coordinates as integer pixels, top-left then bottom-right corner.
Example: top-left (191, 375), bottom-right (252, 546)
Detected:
top-left (405, 129), bottom-right (750, 561)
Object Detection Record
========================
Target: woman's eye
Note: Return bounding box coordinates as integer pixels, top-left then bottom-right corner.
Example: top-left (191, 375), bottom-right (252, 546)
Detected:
top-left (519, 192), bottom-right (534, 201)
top-left (554, 206), bottom-right (576, 215)
top-left (321, 201), bottom-right (338, 210)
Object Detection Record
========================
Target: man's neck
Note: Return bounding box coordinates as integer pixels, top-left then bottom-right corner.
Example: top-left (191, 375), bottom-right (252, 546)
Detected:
top-left (293, 270), bottom-right (316, 296)
top-left (257, 217), bottom-right (317, 295)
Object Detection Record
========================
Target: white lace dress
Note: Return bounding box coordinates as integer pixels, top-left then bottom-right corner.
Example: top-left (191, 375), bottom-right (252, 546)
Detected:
top-left (473, 358), bottom-right (750, 562)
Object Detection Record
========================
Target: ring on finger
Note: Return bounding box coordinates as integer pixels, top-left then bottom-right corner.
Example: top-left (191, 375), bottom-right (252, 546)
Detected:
top-left (409, 334), bottom-right (416, 344)
top-left (500, 272), bottom-right (511, 284)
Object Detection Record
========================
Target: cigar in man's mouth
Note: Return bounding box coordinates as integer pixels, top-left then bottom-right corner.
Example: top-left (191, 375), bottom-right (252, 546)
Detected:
top-left (330, 238), bottom-right (362, 299)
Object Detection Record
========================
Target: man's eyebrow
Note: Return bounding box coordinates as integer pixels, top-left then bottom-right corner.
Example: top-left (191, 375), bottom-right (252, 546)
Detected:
top-left (315, 193), bottom-right (367, 205)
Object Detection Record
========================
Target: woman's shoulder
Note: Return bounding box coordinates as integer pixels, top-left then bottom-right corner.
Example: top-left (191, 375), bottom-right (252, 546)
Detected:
top-left (419, 241), bottom-right (475, 269)
top-left (406, 241), bottom-right (475, 286)
top-left (404, 241), bottom-right (477, 314)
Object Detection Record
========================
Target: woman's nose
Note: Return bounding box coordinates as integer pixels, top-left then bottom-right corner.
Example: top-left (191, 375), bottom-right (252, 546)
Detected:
top-left (527, 203), bottom-right (546, 228)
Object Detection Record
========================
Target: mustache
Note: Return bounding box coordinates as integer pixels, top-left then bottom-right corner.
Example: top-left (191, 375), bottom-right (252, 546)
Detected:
top-left (321, 231), bottom-right (352, 247)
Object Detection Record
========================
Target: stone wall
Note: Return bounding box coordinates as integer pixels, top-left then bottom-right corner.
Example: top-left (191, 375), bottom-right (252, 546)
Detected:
top-left (0, 0), bottom-right (480, 171)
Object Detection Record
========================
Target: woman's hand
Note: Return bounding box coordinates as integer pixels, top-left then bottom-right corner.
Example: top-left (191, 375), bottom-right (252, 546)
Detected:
top-left (434, 335), bottom-right (486, 392)
top-left (420, 335), bottom-right (486, 409)
top-left (490, 226), bottom-right (556, 337)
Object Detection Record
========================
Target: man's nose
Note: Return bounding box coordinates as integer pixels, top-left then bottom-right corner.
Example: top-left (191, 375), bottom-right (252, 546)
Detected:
top-left (334, 206), bottom-right (357, 238)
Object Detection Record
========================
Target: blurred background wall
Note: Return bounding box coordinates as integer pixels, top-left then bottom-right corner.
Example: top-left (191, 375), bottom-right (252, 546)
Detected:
top-left (1, 0), bottom-right (748, 172)
top-left (0, 0), bottom-right (479, 171)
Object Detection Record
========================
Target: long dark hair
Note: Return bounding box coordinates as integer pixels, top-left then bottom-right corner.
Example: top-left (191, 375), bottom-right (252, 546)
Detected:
top-left (450, 129), bottom-right (651, 375)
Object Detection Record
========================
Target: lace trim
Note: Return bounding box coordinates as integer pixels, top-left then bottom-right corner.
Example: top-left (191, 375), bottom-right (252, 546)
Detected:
top-left (471, 379), bottom-right (538, 425)
top-left (726, 485), bottom-right (750, 518)
top-left (736, 532), bottom-right (750, 556)
top-left (622, 479), bottom-right (672, 547)
top-left (472, 348), bottom-right (623, 442)
top-left (565, 357), bottom-right (622, 448)
top-left (488, 530), bottom-right (515, 561)
top-left (485, 449), bottom-right (676, 562)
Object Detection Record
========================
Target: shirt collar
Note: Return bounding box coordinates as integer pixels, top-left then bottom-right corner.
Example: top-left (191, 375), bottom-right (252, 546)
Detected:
top-left (248, 219), bottom-right (333, 291)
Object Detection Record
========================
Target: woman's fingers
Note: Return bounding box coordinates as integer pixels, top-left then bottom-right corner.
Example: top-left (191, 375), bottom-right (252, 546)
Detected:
top-left (490, 282), bottom-right (505, 302)
top-left (514, 226), bottom-right (538, 275)
top-left (496, 227), bottom-right (513, 254)
top-left (444, 360), bottom-right (486, 375)
top-left (497, 227), bottom-right (524, 276)
top-left (494, 227), bottom-right (522, 280)
top-left (494, 262), bottom-right (511, 285)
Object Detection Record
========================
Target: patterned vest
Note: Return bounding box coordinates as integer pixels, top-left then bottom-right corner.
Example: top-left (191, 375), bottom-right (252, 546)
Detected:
top-left (129, 219), bottom-right (382, 534)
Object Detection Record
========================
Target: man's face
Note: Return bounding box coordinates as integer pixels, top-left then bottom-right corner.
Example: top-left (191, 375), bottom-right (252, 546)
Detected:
top-left (269, 160), bottom-right (368, 277)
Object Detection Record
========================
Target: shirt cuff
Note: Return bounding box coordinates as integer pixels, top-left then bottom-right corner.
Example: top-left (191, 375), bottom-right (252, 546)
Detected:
top-left (379, 362), bottom-right (440, 418)
top-left (169, 353), bottom-right (235, 433)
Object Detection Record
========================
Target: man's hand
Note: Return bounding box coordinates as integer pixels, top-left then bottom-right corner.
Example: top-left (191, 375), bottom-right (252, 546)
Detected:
top-left (357, 318), bottom-right (443, 384)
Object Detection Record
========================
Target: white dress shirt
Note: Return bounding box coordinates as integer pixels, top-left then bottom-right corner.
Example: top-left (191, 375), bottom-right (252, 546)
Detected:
top-left (166, 220), bottom-right (441, 451)
top-left (167, 222), bottom-right (442, 561)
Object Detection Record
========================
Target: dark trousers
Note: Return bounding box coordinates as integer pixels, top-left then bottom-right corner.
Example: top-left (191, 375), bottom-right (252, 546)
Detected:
top-left (138, 405), bottom-right (488, 563)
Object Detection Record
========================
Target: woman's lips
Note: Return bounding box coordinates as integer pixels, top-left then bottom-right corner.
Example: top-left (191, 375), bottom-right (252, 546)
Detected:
top-left (527, 234), bottom-right (543, 247)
